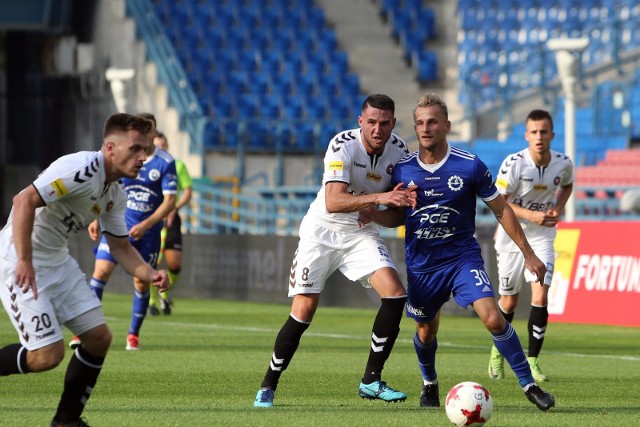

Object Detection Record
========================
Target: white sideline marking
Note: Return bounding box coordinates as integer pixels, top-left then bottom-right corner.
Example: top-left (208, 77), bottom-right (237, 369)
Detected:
top-left (140, 319), bottom-right (640, 363)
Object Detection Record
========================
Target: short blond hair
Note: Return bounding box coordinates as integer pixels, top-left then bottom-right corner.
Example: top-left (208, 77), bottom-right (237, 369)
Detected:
top-left (414, 93), bottom-right (449, 120)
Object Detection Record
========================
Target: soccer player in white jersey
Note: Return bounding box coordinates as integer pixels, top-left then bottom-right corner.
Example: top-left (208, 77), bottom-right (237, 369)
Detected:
top-left (254, 94), bottom-right (417, 408)
top-left (68, 114), bottom-right (177, 352)
top-left (488, 109), bottom-right (574, 382)
top-left (0, 113), bottom-right (169, 426)
top-left (362, 94), bottom-right (555, 411)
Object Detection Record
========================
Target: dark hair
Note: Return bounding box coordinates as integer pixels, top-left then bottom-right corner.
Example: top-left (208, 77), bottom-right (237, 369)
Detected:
top-left (526, 109), bottom-right (554, 130)
top-left (361, 94), bottom-right (395, 114)
top-left (137, 112), bottom-right (157, 127)
top-left (414, 93), bottom-right (448, 120)
top-left (103, 113), bottom-right (153, 138)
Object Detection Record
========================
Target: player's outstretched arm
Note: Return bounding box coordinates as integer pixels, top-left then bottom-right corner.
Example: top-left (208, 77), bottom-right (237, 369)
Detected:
top-left (105, 234), bottom-right (169, 291)
top-left (325, 182), bottom-right (416, 214)
top-left (486, 194), bottom-right (546, 281)
top-left (359, 206), bottom-right (406, 228)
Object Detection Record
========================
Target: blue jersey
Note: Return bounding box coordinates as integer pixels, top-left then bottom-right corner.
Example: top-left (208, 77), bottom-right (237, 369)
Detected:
top-left (391, 144), bottom-right (499, 273)
top-left (122, 147), bottom-right (177, 235)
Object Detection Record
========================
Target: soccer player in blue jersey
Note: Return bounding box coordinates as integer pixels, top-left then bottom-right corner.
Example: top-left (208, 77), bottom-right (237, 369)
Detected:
top-left (363, 93), bottom-right (555, 411)
top-left (69, 114), bottom-right (177, 351)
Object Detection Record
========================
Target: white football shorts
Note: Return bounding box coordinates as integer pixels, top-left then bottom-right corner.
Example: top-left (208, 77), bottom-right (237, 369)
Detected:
top-left (288, 219), bottom-right (397, 296)
top-left (496, 245), bottom-right (555, 296)
top-left (0, 256), bottom-right (105, 351)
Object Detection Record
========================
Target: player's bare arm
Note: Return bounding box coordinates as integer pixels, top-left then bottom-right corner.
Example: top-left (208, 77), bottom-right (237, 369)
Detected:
top-left (129, 194), bottom-right (176, 240)
top-left (486, 195), bottom-right (546, 281)
top-left (325, 181), bottom-right (416, 214)
top-left (167, 186), bottom-right (192, 227)
top-left (506, 198), bottom-right (548, 226)
top-left (359, 205), bottom-right (406, 228)
top-left (11, 185), bottom-right (45, 300)
top-left (105, 234), bottom-right (170, 291)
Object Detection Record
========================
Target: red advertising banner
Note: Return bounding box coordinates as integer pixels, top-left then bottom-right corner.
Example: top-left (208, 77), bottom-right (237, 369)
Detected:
top-left (548, 221), bottom-right (640, 327)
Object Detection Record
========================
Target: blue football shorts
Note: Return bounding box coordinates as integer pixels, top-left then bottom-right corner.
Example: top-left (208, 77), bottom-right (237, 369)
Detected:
top-left (405, 254), bottom-right (496, 323)
top-left (94, 233), bottom-right (161, 268)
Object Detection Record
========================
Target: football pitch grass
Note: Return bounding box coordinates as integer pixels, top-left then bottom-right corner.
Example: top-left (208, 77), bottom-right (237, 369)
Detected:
top-left (1, 292), bottom-right (639, 426)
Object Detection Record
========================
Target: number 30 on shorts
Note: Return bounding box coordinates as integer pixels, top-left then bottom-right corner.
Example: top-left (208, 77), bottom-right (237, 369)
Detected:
top-left (470, 268), bottom-right (491, 287)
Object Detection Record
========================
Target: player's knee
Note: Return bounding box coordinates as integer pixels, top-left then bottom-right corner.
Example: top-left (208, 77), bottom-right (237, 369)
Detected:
top-left (499, 299), bottom-right (516, 313)
top-left (416, 324), bottom-right (436, 345)
top-left (94, 326), bottom-right (113, 352)
top-left (483, 311), bottom-right (506, 334)
top-left (82, 325), bottom-right (112, 356)
top-left (92, 269), bottom-right (111, 283)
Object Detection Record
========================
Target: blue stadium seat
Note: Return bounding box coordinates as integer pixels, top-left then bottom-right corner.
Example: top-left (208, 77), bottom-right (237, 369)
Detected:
top-left (305, 97), bottom-right (326, 119)
top-left (152, 0), bottom-right (369, 152)
top-left (292, 122), bottom-right (315, 150)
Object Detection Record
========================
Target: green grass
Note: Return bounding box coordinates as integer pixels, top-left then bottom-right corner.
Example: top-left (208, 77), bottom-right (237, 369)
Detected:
top-left (1, 293), bottom-right (639, 426)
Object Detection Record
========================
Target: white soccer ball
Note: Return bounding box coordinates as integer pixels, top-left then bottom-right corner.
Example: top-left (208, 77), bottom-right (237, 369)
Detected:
top-left (445, 381), bottom-right (494, 426)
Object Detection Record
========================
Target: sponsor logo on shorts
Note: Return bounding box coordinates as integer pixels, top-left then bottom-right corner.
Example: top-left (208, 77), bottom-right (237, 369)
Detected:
top-left (98, 241), bottom-right (111, 254)
top-left (298, 283), bottom-right (314, 288)
top-left (406, 304), bottom-right (425, 317)
top-left (35, 330), bottom-right (56, 340)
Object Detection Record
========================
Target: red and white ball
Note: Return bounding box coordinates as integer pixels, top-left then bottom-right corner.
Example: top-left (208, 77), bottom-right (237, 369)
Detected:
top-left (445, 381), bottom-right (494, 426)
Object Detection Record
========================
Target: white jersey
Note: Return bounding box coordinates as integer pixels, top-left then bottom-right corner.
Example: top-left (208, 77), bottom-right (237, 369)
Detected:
top-left (305, 128), bottom-right (409, 233)
top-left (0, 151), bottom-right (128, 267)
top-left (494, 148), bottom-right (574, 251)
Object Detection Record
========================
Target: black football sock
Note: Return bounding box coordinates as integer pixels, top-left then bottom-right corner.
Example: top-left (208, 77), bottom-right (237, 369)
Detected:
top-left (53, 346), bottom-right (105, 423)
top-left (0, 343), bottom-right (30, 376)
top-left (498, 301), bottom-right (515, 323)
top-left (528, 305), bottom-right (548, 358)
top-left (261, 315), bottom-right (310, 390)
top-left (362, 296), bottom-right (406, 384)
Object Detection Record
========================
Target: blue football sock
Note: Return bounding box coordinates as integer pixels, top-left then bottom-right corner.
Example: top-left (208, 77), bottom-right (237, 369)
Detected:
top-left (129, 289), bottom-right (150, 336)
top-left (492, 322), bottom-right (534, 388)
top-left (414, 333), bottom-right (438, 382)
top-left (89, 277), bottom-right (106, 301)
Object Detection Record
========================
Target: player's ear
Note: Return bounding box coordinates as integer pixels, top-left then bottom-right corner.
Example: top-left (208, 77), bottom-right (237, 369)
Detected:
top-left (102, 139), bottom-right (117, 156)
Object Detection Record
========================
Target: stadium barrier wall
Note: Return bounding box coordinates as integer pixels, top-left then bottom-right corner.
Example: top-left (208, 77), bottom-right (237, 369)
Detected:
top-left (549, 221), bottom-right (640, 327)
top-left (68, 224), bottom-right (533, 318)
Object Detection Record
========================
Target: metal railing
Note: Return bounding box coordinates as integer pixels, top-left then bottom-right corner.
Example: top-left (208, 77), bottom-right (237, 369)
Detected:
top-left (126, 0), bottom-right (206, 155)
top-left (181, 181), bottom-right (640, 236)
